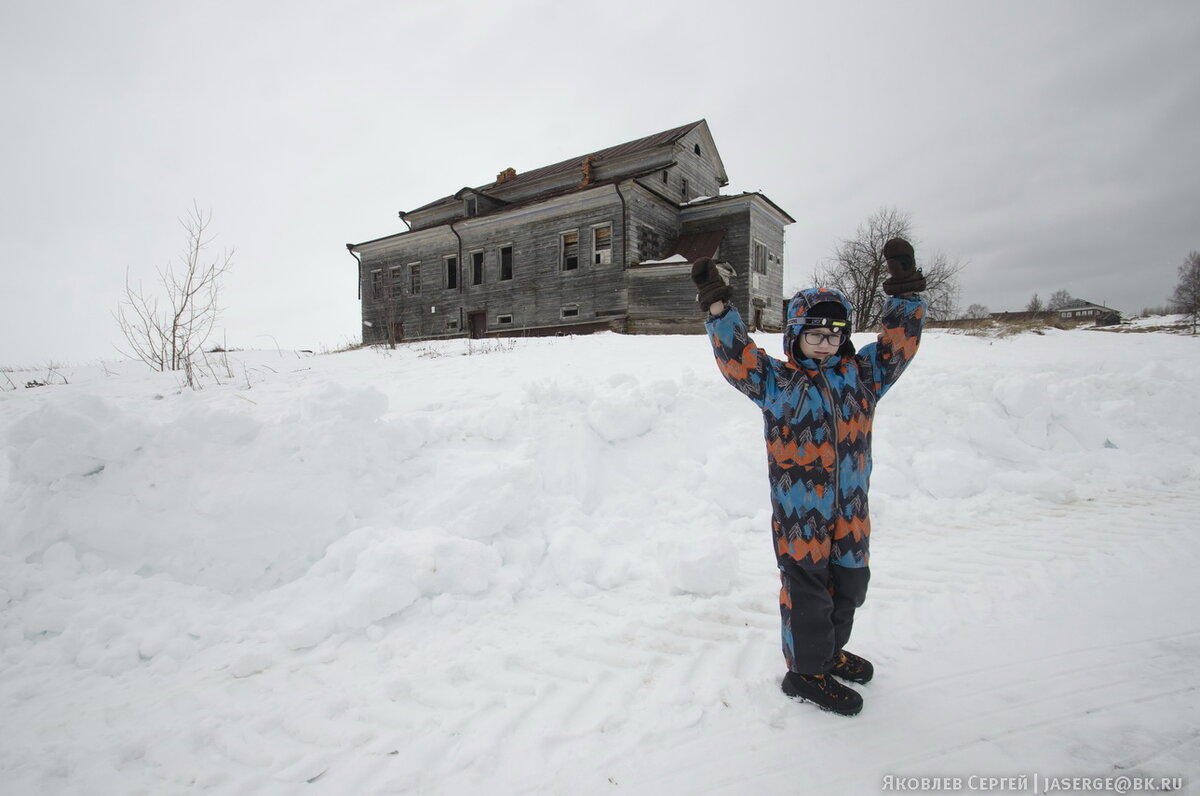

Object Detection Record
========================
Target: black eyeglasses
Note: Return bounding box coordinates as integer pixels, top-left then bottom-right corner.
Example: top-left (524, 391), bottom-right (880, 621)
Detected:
top-left (801, 331), bottom-right (845, 346)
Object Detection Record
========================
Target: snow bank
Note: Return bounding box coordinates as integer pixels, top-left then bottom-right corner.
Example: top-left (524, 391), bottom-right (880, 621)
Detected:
top-left (2, 327), bottom-right (1198, 793)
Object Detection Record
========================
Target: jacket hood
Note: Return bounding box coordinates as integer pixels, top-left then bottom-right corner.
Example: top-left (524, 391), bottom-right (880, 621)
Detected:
top-left (784, 287), bottom-right (857, 363)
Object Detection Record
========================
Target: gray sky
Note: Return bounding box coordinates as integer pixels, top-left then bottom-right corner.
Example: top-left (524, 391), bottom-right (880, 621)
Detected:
top-left (3, 0), bottom-right (1198, 365)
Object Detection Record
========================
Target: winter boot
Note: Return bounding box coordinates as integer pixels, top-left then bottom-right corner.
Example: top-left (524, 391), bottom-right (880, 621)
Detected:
top-left (781, 672), bottom-right (863, 716)
top-left (829, 650), bottom-right (874, 684)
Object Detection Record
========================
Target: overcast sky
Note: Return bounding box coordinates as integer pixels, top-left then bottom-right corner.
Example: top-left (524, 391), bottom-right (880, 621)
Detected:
top-left (3, 0), bottom-right (1198, 366)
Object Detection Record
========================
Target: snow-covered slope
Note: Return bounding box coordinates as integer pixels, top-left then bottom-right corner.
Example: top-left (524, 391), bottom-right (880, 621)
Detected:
top-left (2, 328), bottom-right (1198, 794)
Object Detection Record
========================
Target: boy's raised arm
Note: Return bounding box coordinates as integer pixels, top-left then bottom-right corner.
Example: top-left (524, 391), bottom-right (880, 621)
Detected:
top-left (691, 258), bottom-right (781, 407)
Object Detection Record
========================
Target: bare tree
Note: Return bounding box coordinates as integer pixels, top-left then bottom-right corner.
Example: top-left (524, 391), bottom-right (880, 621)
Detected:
top-left (1025, 293), bottom-right (1044, 313)
top-left (1170, 250), bottom-right (1200, 334)
top-left (961, 303), bottom-right (990, 319)
top-left (115, 203), bottom-right (234, 382)
top-left (921, 250), bottom-right (965, 321)
top-left (1047, 289), bottom-right (1074, 310)
top-left (813, 206), bottom-right (964, 328)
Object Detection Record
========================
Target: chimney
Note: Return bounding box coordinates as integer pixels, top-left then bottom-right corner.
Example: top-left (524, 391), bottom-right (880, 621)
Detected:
top-left (496, 167), bottom-right (517, 184)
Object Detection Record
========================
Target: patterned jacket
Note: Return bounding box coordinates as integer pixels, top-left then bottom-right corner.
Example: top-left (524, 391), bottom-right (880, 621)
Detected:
top-left (705, 288), bottom-right (925, 569)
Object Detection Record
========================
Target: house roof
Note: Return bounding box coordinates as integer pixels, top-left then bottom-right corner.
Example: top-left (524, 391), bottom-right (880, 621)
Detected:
top-left (1059, 299), bottom-right (1119, 312)
top-left (404, 120), bottom-right (707, 215)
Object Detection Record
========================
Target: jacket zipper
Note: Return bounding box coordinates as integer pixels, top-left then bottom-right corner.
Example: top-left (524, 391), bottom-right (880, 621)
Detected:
top-left (816, 364), bottom-right (840, 524)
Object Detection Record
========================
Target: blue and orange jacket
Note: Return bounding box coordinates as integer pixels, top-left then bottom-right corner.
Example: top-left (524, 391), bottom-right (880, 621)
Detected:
top-left (705, 288), bottom-right (925, 569)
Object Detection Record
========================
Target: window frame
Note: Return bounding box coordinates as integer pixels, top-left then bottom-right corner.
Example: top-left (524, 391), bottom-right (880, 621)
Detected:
top-left (592, 224), bottom-right (612, 266)
top-left (444, 255), bottom-right (458, 290)
top-left (408, 262), bottom-right (422, 296)
top-left (752, 240), bottom-right (768, 275)
top-left (560, 230), bottom-right (580, 272)
top-left (470, 250), bottom-right (485, 286)
top-left (499, 244), bottom-right (514, 281)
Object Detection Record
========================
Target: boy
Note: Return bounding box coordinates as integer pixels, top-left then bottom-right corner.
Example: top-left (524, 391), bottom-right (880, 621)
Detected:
top-left (690, 239), bottom-right (926, 716)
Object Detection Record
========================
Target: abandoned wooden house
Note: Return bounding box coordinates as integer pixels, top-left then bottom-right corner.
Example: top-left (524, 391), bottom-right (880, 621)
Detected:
top-left (346, 120), bottom-right (794, 343)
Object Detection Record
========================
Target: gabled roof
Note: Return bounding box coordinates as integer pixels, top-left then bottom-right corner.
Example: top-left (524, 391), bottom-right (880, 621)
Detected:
top-left (405, 120), bottom-right (708, 215)
top-left (1059, 299), bottom-right (1119, 312)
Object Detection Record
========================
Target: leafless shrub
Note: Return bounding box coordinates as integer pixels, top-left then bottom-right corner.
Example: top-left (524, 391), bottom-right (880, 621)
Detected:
top-left (114, 203), bottom-right (234, 387)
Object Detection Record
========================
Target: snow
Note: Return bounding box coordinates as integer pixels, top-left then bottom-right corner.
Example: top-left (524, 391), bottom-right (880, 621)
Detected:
top-left (635, 253), bottom-right (690, 265)
top-left (2, 327), bottom-right (1199, 794)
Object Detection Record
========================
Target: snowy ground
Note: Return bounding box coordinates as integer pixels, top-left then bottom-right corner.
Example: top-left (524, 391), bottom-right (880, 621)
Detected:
top-left (2, 325), bottom-right (1199, 795)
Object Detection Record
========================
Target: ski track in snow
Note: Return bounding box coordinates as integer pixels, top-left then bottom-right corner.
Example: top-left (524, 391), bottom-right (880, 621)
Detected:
top-left (2, 329), bottom-right (1199, 795)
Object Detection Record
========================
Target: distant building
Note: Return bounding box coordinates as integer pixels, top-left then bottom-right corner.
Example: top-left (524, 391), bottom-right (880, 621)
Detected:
top-left (987, 300), bottom-right (1122, 327)
top-left (346, 120), bottom-right (794, 343)
top-left (1055, 299), bottom-right (1121, 326)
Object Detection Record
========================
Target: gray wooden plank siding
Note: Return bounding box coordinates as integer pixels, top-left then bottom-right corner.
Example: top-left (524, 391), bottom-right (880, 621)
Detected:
top-left (350, 122), bottom-right (790, 344)
top-left (362, 187), bottom-right (630, 341)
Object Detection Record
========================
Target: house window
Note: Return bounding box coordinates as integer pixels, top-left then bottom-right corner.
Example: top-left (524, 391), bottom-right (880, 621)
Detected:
top-left (389, 266), bottom-right (403, 297)
top-left (681, 178), bottom-right (690, 202)
top-left (446, 319), bottom-right (459, 331)
top-left (497, 314), bottom-right (513, 325)
top-left (371, 269), bottom-right (382, 298)
top-left (561, 231), bottom-right (579, 271)
top-left (753, 241), bottom-right (768, 274)
top-left (694, 143), bottom-right (702, 156)
top-left (500, 246), bottom-right (513, 281)
top-left (444, 256), bottom-right (458, 290)
top-left (561, 305), bottom-right (580, 319)
top-left (465, 197), bottom-right (477, 216)
top-left (639, 225), bottom-right (662, 261)
top-left (409, 263), bottom-right (421, 295)
top-left (471, 251), bottom-right (484, 285)
top-left (593, 225), bottom-right (612, 265)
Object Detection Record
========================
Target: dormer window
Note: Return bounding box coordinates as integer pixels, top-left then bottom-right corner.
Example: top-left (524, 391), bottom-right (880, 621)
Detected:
top-left (465, 196), bottom-right (477, 216)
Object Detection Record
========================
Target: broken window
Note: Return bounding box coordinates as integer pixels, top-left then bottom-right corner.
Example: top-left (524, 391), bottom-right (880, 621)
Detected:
top-left (593, 226), bottom-right (612, 265)
top-left (445, 256), bottom-right (458, 290)
top-left (409, 263), bottom-right (421, 295)
top-left (389, 266), bottom-right (403, 298)
top-left (500, 246), bottom-right (513, 281)
top-left (753, 241), bottom-right (768, 275)
top-left (471, 251), bottom-right (484, 285)
top-left (371, 269), bottom-right (383, 299)
top-left (561, 232), bottom-right (579, 271)
top-left (638, 226), bottom-right (662, 261)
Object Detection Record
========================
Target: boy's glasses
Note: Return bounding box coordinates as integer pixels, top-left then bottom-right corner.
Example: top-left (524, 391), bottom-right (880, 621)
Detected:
top-left (801, 331), bottom-right (845, 346)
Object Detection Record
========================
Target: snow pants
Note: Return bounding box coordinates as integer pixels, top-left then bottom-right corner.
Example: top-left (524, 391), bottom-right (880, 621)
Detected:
top-left (779, 559), bottom-right (870, 674)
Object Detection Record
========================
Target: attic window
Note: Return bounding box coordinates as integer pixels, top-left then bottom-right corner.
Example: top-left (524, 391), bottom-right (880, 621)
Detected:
top-left (465, 196), bottom-right (477, 216)
top-left (661, 170), bottom-right (668, 184)
top-left (694, 143), bottom-right (702, 156)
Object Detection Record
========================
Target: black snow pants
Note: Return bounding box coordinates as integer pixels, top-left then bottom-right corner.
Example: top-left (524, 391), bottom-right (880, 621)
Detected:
top-left (779, 559), bottom-right (870, 674)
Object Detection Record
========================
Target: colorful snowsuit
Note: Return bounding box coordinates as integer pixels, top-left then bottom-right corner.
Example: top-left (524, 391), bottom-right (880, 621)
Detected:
top-left (704, 288), bottom-right (925, 673)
